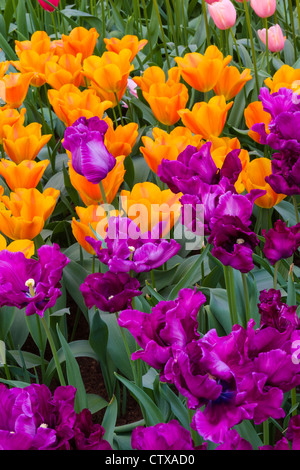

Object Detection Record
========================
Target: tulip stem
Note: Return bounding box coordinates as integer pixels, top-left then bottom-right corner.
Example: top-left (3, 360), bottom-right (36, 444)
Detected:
top-left (201, 0), bottom-right (211, 46)
top-left (263, 419), bottom-right (269, 446)
top-left (292, 195), bottom-right (299, 224)
top-left (223, 265), bottom-right (239, 326)
top-left (263, 18), bottom-right (271, 76)
top-left (152, 0), bottom-right (171, 69)
top-left (243, 0), bottom-right (260, 97)
top-left (296, 0), bottom-right (300, 36)
top-left (114, 93), bottom-right (124, 126)
top-left (291, 387), bottom-right (298, 416)
top-left (40, 316), bottom-right (66, 387)
top-left (273, 260), bottom-right (279, 289)
top-left (287, 0), bottom-right (297, 61)
top-left (241, 272), bottom-right (251, 325)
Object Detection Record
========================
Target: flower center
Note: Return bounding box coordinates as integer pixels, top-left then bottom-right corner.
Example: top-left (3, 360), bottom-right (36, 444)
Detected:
top-left (25, 278), bottom-right (36, 297)
top-left (128, 245), bottom-right (135, 260)
top-left (236, 238), bottom-right (245, 245)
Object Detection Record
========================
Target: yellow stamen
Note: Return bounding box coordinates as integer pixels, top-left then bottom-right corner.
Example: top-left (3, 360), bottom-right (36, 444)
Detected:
top-left (25, 278), bottom-right (35, 297)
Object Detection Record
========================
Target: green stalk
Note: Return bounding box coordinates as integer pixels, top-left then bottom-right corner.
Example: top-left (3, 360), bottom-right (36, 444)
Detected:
top-left (141, 0), bottom-right (154, 62)
top-left (115, 312), bottom-right (138, 384)
top-left (114, 92), bottom-right (124, 126)
top-left (153, 0), bottom-right (171, 69)
top-left (263, 419), bottom-right (269, 446)
top-left (223, 265), bottom-right (239, 326)
top-left (263, 17), bottom-right (271, 76)
top-left (291, 387), bottom-right (298, 416)
top-left (287, 0), bottom-right (297, 61)
top-left (296, 0), bottom-right (300, 34)
top-left (40, 316), bottom-right (66, 386)
top-left (243, 0), bottom-right (260, 96)
top-left (201, 0), bottom-right (211, 46)
top-left (241, 272), bottom-right (251, 325)
top-left (273, 260), bottom-right (279, 289)
top-left (292, 195), bottom-right (299, 223)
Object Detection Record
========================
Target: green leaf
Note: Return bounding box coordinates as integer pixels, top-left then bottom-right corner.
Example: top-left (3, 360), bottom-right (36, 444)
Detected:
top-left (159, 383), bottom-right (190, 430)
top-left (87, 393), bottom-right (108, 415)
top-left (102, 395), bottom-right (118, 448)
top-left (56, 326), bottom-right (88, 412)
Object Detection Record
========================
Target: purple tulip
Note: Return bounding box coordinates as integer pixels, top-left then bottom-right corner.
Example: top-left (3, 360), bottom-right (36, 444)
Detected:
top-left (131, 420), bottom-right (205, 450)
top-left (286, 415), bottom-right (300, 450)
top-left (259, 437), bottom-right (290, 451)
top-left (63, 116), bottom-right (116, 184)
top-left (73, 409), bottom-right (112, 450)
top-left (85, 216), bottom-right (181, 273)
top-left (262, 219), bottom-right (300, 265)
top-left (215, 429), bottom-right (253, 450)
top-left (0, 244), bottom-right (69, 316)
top-left (80, 271), bottom-right (142, 313)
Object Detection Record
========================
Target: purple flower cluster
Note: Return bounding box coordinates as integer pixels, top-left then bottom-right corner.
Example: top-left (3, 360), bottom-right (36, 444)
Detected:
top-left (0, 244), bottom-right (69, 316)
top-left (252, 87), bottom-right (300, 195)
top-left (0, 383), bottom-right (112, 450)
top-left (157, 142), bottom-right (265, 272)
top-left (119, 287), bottom-right (300, 444)
top-left (263, 219), bottom-right (300, 265)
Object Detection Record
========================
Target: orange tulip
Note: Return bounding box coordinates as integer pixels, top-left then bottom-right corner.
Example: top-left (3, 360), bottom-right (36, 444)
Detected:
top-left (11, 50), bottom-right (58, 87)
top-left (0, 187), bottom-right (59, 240)
top-left (133, 66), bottom-right (181, 93)
top-left (45, 53), bottom-right (84, 90)
top-left (213, 66), bottom-right (252, 100)
top-left (0, 72), bottom-right (34, 108)
top-left (83, 49), bottom-right (134, 106)
top-left (264, 64), bottom-right (300, 93)
top-left (244, 101), bottom-right (271, 144)
top-left (142, 81), bottom-right (189, 126)
top-left (0, 159), bottom-right (49, 191)
top-left (104, 117), bottom-right (138, 158)
top-left (0, 233), bottom-right (34, 258)
top-left (140, 126), bottom-right (203, 174)
top-left (15, 31), bottom-right (52, 56)
top-left (178, 95), bottom-right (233, 139)
top-left (104, 35), bottom-right (148, 62)
top-left (0, 60), bottom-right (9, 79)
top-left (120, 182), bottom-right (182, 235)
top-left (61, 27), bottom-right (99, 61)
top-left (242, 157), bottom-right (286, 208)
top-left (0, 107), bottom-right (26, 144)
top-left (2, 121), bottom-right (52, 164)
top-left (175, 45), bottom-right (232, 92)
top-left (68, 155), bottom-right (126, 206)
top-left (71, 205), bottom-right (119, 254)
top-left (48, 83), bottom-right (112, 127)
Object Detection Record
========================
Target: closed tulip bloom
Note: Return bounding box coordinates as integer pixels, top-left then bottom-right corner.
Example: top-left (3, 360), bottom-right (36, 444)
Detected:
top-left (207, 0), bottom-right (237, 30)
top-left (37, 0), bottom-right (60, 11)
top-left (263, 220), bottom-right (300, 265)
top-left (0, 72), bottom-right (34, 108)
top-left (47, 84), bottom-right (112, 127)
top-left (0, 234), bottom-right (34, 258)
top-left (243, 157), bottom-right (286, 208)
top-left (250, 0), bottom-right (276, 18)
top-left (257, 24), bottom-right (286, 53)
top-left (11, 50), bottom-right (58, 87)
top-left (61, 27), bottom-right (99, 61)
top-left (140, 126), bottom-right (203, 174)
top-left (213, 66), bottom-right (252, 100)
top-left (45, 53), bottom-right (84, 90)
top-left (83, 50), bottom-right (134, 106)
top-left (2, 121), bottom-right (52, 164)
top-left (143, 81), bottom-right (189, 126)
top-left (175, 45), bottom-right (231, 92)
top-left (104, 117), bottom-right (138, 158)
top-left (71, 205), bottom-right (119, 254)
top-left (0, 159), bottom-right (49, 191)
top-left (133, 66), bottom-right (181, 93)
top-left (0, 107), bottom-right (26, 144)
top-left (0, 187), bottom-right (59, 240)
top-left (178, 95), bottom-right (233, 139)
top-left (15, 31), bottom-right (52, 56)
top-left (104, 35), bottom-right (148, 62)
top-left (120, 182), bottom-right (182, 235)
top-left (244, 100), bottom-right (271, 143)
top-left (68, 155), bottom-right (125, 206)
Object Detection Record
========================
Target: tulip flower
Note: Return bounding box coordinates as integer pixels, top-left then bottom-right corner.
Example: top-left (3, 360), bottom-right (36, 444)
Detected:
top-left (61, 27), bottom-right (99, 61)
top-left (63, 116), bottom-right (116, 184)
top-left (37, 0), bottom-right (60, 12)
top-left (0, 107), bottom-right (26, 144)
top-left (133, 66), bottom-right (181, 93)
top-left (0, 72), bottom-right (34, 108)
top-left (47, 84), bottom-right (112, 127)
top-left (68, 155), bottom-right (125, 206)
top-left (71, 204), bottom-right (119, 254)
top-left (213, 66), bottom-right (252, 100)
top-left (11, 50), bottom-right (58, 87)
top-left (0, 187), bottom-right (60, 240)
top-left (120, 182), bottom-right (182, 235)
top-left (140, 126), bottom-right (203, 174)
top-left (207, 0), bottom-right (237, 30)
top-left (242, 157), bottom-right (286, 208)
top-left (244, 100), bottom-right (271, 144)
top-left (178, 95), bottom-right (233, 139)
top-left (264, 64), bottom-right (300, 94)
top-left (263, 220), bottom-right (300, 265)
top-left (2, 121), bottom-right (52, 164)
top-left (250, 0), bottom-right (276, 18)
top-left (104, 117), bottom-right (138, 158)
top-left (83, 50), bottom-right (134, 106)
top-left (175, 45), bottom-right (231, 93)
top-left (45, 53), bottom-right (84, 90)
top-left (103, 35), bottom-right (148, 62)
top-left (257, 24), bottom-right (286, 53)
top-left (0, 234), bottom-right (34, 258)
top-left (15, 31), bottom-right (51, 56)
top-left (0, 159), bottom-right (49, 191)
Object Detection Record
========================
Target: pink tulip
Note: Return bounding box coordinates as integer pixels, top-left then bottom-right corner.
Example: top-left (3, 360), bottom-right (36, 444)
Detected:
top-left (250, 0), bottom-right (276, 18)
top-left (37, 0), bottom-right (60, 11)
top-left (205, 0), bottom-right (221, 4)
top-left (257, 24), bottom-right (286, 52)
top-left (207, 0), bottom-right (236, 30)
